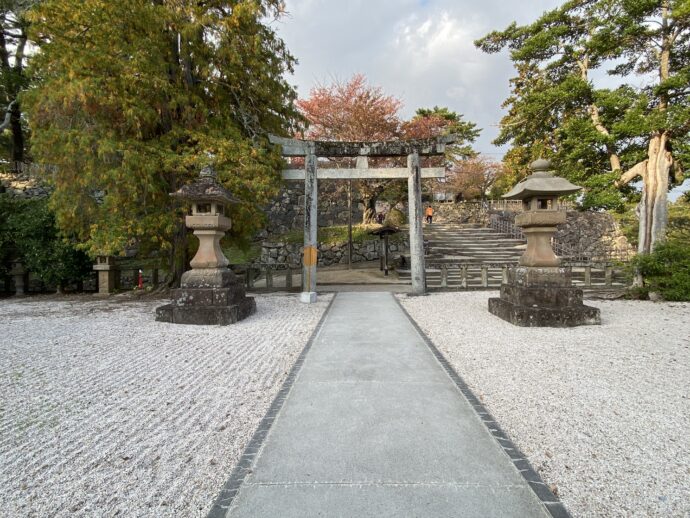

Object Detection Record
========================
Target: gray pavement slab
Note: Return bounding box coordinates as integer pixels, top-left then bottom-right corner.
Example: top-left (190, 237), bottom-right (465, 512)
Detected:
top-left (225, 292), bottom-right (551, 517)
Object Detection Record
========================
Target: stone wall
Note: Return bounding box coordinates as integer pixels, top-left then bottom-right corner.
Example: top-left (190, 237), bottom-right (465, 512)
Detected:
top-left (261, 180), bottom-right (365, 239)
top-left (489, 209), bottom-right (634, 262)
top-left (428, 202), bottom-right (489, 225)
top-left (555, 211), bottom-right (634, 261)
top-left (0, 167), bottom-right (50, 199)
top-left (260, 235), bottom-right (409, 268)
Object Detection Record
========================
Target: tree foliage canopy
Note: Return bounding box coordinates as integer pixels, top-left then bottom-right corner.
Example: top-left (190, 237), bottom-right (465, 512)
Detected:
top-left (23, 0), bottom-right (301, 267)
top-left (296, 74), bottom-right (403, 223)
top-left (477, 0), bottom-right (690, 252)
top-left (297, 74), bottom-right (402, 142)
top-left (402, 105), bottom-right (479, 160)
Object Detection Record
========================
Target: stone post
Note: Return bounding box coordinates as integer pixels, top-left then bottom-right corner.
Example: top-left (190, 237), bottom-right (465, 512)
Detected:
top-left (440, 265), bottom-right (448, 288)
top-left (301, 147), bottom-right (318, 303)
top-left (407, 151), bottom-right (426, 295)
top-left (10, 261), bottom-right (26, 296)
top-left (265, 266), bottom-right (273, 289)
top-left (93, 256), bottom-right (118, 295)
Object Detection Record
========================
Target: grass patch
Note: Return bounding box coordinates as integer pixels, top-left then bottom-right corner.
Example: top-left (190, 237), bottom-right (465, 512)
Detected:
top-left (222, 243), bottom-right (261, 264)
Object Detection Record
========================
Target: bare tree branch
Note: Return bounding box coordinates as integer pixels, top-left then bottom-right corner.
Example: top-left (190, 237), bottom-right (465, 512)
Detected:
top-left (615, 160), bottom-right (647, 187)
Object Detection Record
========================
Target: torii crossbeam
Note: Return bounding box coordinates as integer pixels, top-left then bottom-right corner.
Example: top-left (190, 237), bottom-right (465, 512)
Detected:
top-left (269, 134), bottom-right (456, 302)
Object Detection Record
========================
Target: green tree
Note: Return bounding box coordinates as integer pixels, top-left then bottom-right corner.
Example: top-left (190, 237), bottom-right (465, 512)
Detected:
top-left (0, 0), bottom-right (32, 165)
top-left (477, 0), bottom-right (690, 253)
top-left (402, 106), bottom-right (479, 161)
top-left (0, 195), bottom-right (92, 290)
top-left (400, 106), bottom-right (480, 204)
top-left (23, 0), bottom-right (300, 284)
top-left (633, 198), bottom-right (690, 300)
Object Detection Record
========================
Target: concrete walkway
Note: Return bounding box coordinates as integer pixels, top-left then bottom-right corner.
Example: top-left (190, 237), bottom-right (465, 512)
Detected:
top-left (224, 292), bottom-right (552, 517)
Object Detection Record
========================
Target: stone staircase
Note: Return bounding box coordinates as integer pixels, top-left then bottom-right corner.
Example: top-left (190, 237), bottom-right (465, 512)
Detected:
top-left (398, 223), bottom-right (526, 289)
top-left (397, 222), bottom-right (630, 291)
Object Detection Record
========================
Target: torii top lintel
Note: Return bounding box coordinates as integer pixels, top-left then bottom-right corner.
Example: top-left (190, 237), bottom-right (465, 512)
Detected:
top-left (268, 134), bottom-right (457, 157)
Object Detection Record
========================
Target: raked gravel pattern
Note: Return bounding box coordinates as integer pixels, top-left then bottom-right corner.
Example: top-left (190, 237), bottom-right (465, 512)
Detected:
top-left (0, 293), bottom-right (332, 517)
top-left (399, 292), bottom-right (690, 517)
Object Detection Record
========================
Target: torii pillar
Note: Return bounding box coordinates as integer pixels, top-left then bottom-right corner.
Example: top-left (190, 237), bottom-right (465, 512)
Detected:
top-left (302, 145), bottom-right (318, 303)
top-left (407, 151), bottom-right (426, 295)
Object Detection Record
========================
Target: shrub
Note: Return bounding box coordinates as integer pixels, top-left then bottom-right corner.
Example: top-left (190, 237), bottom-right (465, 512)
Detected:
top-left (632, 238), bottom-right (690, 301)
top-left (384, 208), bottom-right (406, 226)
top-left (0, 195), bottom-right (92, 290)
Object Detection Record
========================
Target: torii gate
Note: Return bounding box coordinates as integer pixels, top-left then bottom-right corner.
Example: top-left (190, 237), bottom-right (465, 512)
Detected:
top-left (268, 134), bottom-right (456, 302)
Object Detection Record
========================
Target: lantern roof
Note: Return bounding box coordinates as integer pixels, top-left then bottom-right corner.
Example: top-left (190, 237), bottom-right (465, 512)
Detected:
top-left (502, 159), bottom-right (582, 200)
top-left (369, 225), bottom-right (400, 236)
top-left (170, 165), bottom-right (240, 205)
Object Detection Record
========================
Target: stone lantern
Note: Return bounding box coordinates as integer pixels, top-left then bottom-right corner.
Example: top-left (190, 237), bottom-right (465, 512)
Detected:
top-left (156, 165), bottom-right (256, 325)
top-left (369, 225), bottom-right (400, 276)
top-left (488, 159), bottom-right (600, 327)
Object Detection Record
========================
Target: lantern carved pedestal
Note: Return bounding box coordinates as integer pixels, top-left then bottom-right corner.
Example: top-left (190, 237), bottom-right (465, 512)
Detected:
top-left (488, 159), bottom-right (600, 327)
top-left (156, 166), bottom-right (256, 325)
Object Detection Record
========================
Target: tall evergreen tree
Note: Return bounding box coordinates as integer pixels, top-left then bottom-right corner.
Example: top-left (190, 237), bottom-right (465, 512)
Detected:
top-left (23, 0), bottom-right (300, 283)
top-left (0, 0), bottom-right (32, 166)
top-left (477, 0), bottom-right (690, 253)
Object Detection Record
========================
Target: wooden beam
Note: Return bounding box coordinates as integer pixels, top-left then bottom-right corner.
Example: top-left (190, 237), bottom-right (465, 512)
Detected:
top-left (269, 134), bottom-right (456, 157)
top-left (281, 167), bottom-right (445, 180)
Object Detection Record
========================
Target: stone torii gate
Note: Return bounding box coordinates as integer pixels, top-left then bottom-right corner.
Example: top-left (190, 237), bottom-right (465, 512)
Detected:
top-left (268, 134), bottom-right (456, 302)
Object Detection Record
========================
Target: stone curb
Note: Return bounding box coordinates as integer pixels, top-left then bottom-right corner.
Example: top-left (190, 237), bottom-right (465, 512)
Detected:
top-left (206, 294), bottom-right (338, 518)
top-left (393, 295), bottom-right (571, 518)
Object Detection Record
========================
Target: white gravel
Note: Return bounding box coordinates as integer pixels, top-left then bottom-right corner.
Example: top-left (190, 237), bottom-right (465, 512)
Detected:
top-left (0, 293), bottom-right (331, 517)
top-left (399, 292), bottom-right (690, 517)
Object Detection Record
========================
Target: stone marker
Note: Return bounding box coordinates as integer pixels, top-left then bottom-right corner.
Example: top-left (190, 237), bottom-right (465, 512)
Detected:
top-left (156, 165), bottom-right (256, 325)
top-left (488, 159), bottom-right (601, 327)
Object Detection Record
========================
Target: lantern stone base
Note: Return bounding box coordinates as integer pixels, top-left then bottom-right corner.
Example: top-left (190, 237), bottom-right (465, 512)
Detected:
top-left (155, 268), bottom-right (256, 325)
top-left (488, 266), bottom-right (600, 327)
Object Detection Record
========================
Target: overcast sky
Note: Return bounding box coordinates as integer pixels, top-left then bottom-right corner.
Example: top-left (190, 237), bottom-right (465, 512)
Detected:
top-left (273, 0), bottom-right (689, 198)
top-left (273, 0), bottom-right (564, 157)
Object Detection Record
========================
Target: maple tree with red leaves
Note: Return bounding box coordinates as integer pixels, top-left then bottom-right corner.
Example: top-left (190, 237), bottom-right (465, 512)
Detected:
top-left (297, 73), bottom-right (402, 142)
top-left (296, 76), bottom-right (482, 221)
top-left (296, 74), bottom-right (403, 223)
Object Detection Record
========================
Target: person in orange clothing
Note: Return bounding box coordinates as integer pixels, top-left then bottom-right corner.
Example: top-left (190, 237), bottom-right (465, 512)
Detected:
top-left (425, 205), bottom-right (434, 224)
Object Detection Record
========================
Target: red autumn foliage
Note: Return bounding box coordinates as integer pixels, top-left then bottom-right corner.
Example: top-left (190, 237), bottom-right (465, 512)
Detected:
top-left (296, 73), bottom-right (402, 141)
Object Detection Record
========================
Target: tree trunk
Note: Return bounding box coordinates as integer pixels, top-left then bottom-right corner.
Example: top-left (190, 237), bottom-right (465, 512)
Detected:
top-left (168, 219), bottom-right (188, 287)
top-left (10, 102), bottom-right (23, 164)
top-left (362, 196), bottom-right (376, 225)
top-left (638, 133), bottom-right (671, 254)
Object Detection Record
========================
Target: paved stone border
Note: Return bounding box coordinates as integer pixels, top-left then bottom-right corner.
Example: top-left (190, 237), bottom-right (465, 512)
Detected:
top-left (206, 294), bottom-right (337, 518)
top-left (394, 296), bottom-right (571, 518)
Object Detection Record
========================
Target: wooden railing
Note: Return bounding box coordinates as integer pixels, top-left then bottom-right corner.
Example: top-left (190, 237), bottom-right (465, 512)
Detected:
top-left (424, 262), bottom-right (630, 290)
top-left (237, 263), bottom-right (302, 291)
